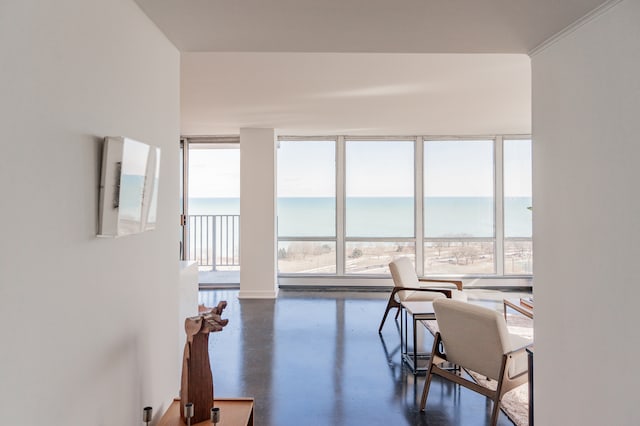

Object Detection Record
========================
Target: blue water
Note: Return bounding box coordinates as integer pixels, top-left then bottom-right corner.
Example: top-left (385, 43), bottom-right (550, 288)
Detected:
top-left (346, 197), bottom-right (413, 238)
top-left (504, 197), bottom-right (533, 238)
top-left (188, 196), bottom-right (532, 238)
top-left (190, 197), bottom-right (240, 216)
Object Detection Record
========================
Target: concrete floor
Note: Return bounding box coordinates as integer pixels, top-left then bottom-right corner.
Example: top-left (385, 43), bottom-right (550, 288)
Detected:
top-left (198, 288), bottom-right (531, 426)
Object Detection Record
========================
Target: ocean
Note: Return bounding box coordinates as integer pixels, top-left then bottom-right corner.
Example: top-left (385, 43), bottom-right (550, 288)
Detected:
top-left (188, 197), bottom-right (532, 238)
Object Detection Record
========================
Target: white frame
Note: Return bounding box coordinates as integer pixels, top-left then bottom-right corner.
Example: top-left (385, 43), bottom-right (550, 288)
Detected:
top-left (343, 137), bottom-right (417, 275)
top-left (277, 138), bottom-right (340, 275)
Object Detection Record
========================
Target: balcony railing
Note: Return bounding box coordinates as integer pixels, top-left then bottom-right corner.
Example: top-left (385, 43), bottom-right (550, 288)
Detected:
top-left (187, 215), bottom-right (240, 270)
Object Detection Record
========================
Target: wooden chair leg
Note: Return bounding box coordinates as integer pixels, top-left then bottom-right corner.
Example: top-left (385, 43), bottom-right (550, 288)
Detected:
top-left (490, 354), bottom-right (509, 426)
top-left (490, 397), bottom-right (502, 426)
top-left (420, 365), bottom-right (435, 411)
top-left (420, 333), bottom-right (442, 411)
top-left (378, 295), bottom-right (400, 333)
top-left (378, 307), bottom-right (392, 333)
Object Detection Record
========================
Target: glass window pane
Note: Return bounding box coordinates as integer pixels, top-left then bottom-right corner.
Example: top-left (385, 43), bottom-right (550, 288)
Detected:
top-left (504, 139), bottom-right (532, 238)
top-left (345, 242), bottom-right (415, 274)
top-left (424, 140), bottom-right (494, 238)
top-left (346, 141), bottom-right (414, 237)
top-left (504, 240), bottom-right (533, 275)
top-left (277, 141), bottom-right (336, 237)
top-left (424, 241), bottom-right (495, 274)
top-left (278, 241), bottom-right (336, 274)
top-left (188, 147), bottom-right (240, 215)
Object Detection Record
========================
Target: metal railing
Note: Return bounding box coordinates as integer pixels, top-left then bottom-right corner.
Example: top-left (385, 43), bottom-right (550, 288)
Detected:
top-left (187, 215), bottom-right (240, 270)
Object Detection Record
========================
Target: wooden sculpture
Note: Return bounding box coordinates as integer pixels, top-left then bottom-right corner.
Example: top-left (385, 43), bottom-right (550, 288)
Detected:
top-left (180, 301), bottom-right (229, 423)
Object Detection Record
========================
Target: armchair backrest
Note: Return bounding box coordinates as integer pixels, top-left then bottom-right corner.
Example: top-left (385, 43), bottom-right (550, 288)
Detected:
top-left (433, 299), bottom-right (512, 381)
top-left (389, 257), bottom-right (419, 289)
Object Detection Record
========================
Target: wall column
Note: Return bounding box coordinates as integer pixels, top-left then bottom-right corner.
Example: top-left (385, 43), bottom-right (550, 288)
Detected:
top-left (239, 128), bottom-right (278, 298)
top-left (532, 1), bottom-right (639, 423)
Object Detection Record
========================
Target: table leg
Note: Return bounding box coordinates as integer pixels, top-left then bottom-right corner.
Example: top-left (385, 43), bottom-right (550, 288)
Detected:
top-left (400, 306), bottom-right (406, 364)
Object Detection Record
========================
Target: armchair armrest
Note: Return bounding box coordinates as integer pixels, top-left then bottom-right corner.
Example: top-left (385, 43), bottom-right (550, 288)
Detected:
top-left (390, 286), bottom-right (452, 299)
top-left (418, 278), bottom-right (464, 291)
top-left (504, 343), bottom-right (533, 380)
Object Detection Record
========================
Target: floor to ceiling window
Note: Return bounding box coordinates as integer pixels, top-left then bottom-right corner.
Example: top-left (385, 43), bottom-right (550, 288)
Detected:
top-left (276, 135), bottom-right (532, 279)
top-left (183, 141), bottom-right (241, 281)
top-left (423, 139), bottom-right (495, 274)
top-left (345, 139), bottom-right (415, 274)
top-left (277, 140), bottom-right (337, 274)
top-left (503, 138), bottom-right (533, 275)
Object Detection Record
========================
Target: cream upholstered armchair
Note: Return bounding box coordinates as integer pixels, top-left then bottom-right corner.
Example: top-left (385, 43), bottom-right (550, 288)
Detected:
top-left (420, 299), bottom-right (532, 426)
top-left (378, 257), bottom-right (466, 333)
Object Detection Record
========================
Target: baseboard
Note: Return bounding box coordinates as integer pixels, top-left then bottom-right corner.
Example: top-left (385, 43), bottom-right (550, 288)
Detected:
top-left (278, 276), bottom-right (532, 288)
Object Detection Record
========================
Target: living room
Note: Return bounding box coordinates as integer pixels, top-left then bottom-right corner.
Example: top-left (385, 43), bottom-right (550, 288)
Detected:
top-left (1, 0), bottom-right (638, 425)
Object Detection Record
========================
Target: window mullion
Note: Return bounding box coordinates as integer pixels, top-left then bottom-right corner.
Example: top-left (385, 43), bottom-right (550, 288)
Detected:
top-left (495, 136), bottom-right (505, 275)
top-left (336, 136), bottom-right (345, 276)
top-left (415, 137), bottom-right (424, 276)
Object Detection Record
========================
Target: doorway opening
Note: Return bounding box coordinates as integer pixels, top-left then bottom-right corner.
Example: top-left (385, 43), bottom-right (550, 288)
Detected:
top-left (181, 138), bottom-right (240, 285)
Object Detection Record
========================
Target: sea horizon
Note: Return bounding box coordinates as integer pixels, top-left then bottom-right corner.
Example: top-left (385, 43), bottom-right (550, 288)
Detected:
top-left (188, 196), bottom-right (532, 238)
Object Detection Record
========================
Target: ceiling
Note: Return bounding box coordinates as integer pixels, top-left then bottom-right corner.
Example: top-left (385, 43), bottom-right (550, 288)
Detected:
top-left (181, 53), bottom-right (531, 136)
top-left (136, 0), bottom-right (609, 53)
top-left (135, 0), bottom-right (609, 136)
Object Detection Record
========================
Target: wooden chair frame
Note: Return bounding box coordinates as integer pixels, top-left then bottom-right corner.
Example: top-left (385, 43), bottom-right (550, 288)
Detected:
top-left (420, 332), bottom-right (530, 426)
top-left (377, 278), bottom-right (462, 333)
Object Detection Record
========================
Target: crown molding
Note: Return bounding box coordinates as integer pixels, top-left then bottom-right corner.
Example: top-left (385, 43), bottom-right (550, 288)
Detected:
top-left (529, 0), bottom-right (624, 57)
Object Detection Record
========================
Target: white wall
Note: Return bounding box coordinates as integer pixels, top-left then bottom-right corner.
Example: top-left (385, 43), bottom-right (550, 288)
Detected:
top-left (239, 128), bottom-right (278, 298)
top-left (0, 1), bottom-right (180, 424)
top-left (532, 0), bottom-right (640, 424)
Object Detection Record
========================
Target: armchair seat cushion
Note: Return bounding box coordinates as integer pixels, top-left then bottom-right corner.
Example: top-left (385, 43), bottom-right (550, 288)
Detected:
top-left (449, 289), bottom-right (468, 302)
top-left (403, 288), bottom-right (468, 302)
top-left (402, 290), bottom-right (447, 302)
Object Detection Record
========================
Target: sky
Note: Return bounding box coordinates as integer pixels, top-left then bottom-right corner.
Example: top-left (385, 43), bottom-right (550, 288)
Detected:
top-left (503, 139), bottom-right (533, 197)
top-left (345, 141), bottom-right (414, 197)
top-left (187, 139), bottom-right (531, 198)
top-left (424, 140), bottom-right (494, 197)
top-left (278, 141), bottom-right (336, 197)
top-left (188, 148), bottom-right (240, 198)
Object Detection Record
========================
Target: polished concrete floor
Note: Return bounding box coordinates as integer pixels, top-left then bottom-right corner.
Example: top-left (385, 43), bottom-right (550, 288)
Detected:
top-left (199, 288), bottom-right (530, 426)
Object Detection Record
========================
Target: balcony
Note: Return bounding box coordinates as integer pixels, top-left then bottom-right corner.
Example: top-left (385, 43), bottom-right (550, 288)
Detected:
top-left (186, 214), bottom-right (240, 285)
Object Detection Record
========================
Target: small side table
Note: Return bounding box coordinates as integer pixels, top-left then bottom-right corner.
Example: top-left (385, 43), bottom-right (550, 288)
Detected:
top-left (400, 301), bottom-right (436, 374)
top-left (158, 397), bottom-right (254, 426)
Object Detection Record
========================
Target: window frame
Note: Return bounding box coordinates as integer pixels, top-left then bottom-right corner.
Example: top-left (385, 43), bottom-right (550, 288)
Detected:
top-left (423, 137), bottom-right (497, 276)
top-left (277, 137), bottom-right (339, 276)
top-left (343, 137), bottom-right (417, 275)
top-left (276, 134), bottom-right (533, 279)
